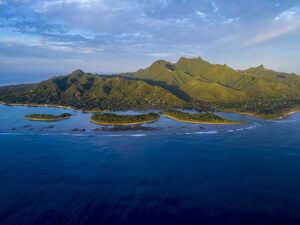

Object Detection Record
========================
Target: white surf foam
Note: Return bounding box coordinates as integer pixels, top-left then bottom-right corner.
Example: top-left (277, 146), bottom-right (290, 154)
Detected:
top-left (104, 134), bottom-right (124, 137)
top-left (129, 134), bottom-right (147, 137)
top-left (194, 130), bottom-right (219, 134)
top-left (0, 132), bottom-right (23, 135)
top-left (226, 129), bottom-right (234, 133)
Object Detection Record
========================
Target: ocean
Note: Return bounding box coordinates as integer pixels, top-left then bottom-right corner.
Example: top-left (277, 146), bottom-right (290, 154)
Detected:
top-left (0, 104), bottom-right (300, 225)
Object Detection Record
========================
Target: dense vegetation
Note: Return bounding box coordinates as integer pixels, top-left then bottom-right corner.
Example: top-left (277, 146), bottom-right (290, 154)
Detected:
top-left (90, 113), bottom-right (160, 125)
top-left (24, 113), bottom-right (71, 121)
top-left (127, 57), bottom-right (300, 118)
top-left (216, 99), bottom-right (300, 119)
top-left (164, 110), bottom-right (246, 124)
top-left (1, 57), bottom-right (300, 119)
top-left (0, 70), bottom-right (186, 111)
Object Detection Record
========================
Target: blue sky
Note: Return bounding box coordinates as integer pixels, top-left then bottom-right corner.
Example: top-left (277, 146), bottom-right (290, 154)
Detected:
top-left (0, 0), bottom-right (300, 81)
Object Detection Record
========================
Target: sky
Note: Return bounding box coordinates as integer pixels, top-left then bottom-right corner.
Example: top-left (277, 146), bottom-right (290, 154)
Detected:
top-left (0, 0), bottom-right (300, 82)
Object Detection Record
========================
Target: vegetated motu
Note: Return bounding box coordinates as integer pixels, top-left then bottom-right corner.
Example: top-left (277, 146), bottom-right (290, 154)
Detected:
top-left (90, 113), bottom-right (160, 125)
top-left (24, 113), bottom-right (71, 121)
top-left (1, 56), bottom-right (300, 119)
top-left (164, 110), bottom-right (247, 124)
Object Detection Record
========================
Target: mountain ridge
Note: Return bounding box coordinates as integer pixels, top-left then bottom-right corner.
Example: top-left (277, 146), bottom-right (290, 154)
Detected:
top-left (1, 57), bottom-right (300, 119)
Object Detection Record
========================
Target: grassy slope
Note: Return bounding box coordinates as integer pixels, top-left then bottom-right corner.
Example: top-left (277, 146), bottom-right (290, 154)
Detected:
top-left (242, 65), bottom-right (300, 98)
top-left (1, 57), bottom-right (300, 119)
top-left (130, 57), bottom-right (300, 118)
top-left (134, 59), bottom-right (248, 102)
top-left (0, 70), bottom-right (187, 110)
top-left (133, 57), bottom-right (300, 101)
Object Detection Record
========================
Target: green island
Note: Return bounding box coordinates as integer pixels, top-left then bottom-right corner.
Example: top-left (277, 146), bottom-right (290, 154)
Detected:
top-left (90, 112), bottom-right (160, 125)
top-left (1, 56), bottom-right (300, 120)
top-left (24, 113), bottom-right (71, 121)
top-left (164, 110), bottom-right (247, 124)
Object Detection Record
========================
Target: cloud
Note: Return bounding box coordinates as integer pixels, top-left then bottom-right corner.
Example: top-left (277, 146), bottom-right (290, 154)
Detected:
top-left (195, 10), bottom-right (210, 22)
top-left (35, 0), bottom-right (101, 12)
top-left (247, 7), bottom-right (300, 45)
top-left (211, 2), bottom-right (219, 13)
top-left (222, 17), bottom-right (240, 24)
top-left (147, 52), bottom-right (175, 58)
top-left (196, 10), bottom-right (206, 18)
top-left (275, 7), bottom-right (299, 21)
top-left (1, 0), bottom-right (300, 74)
top-left (247, 24), bottom-right (299, 45)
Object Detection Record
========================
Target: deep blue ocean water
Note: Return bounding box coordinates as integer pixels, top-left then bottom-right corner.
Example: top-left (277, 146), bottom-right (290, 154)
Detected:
top-left (0, 104), bottom-right (300, 225)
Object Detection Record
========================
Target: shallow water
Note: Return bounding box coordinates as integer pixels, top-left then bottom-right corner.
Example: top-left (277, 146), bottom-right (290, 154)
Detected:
top-left (0, 104), bottom-right (300, 225)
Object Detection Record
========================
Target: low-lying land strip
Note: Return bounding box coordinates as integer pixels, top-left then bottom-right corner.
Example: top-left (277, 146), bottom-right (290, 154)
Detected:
top-left (164, 110), bottom-right (247, 124)
top-left (90, 112), bottom-right (160, 125)
top-left (24, 113), bottom-right (71, 121)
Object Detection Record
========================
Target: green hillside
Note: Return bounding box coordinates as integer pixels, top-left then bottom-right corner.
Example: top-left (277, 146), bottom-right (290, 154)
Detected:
top-left (0, 70), bottom-right (187, 111)
top-left (133, 57), bottom-right (300, 100)
top-left (133, 59), bottom-right (249, 102)
top-left (129, 57), bottom-right (300, 118)
top-left (1, 57), bottom-right (300, 119)
top-left (243, 65), bottom-right (300, 94)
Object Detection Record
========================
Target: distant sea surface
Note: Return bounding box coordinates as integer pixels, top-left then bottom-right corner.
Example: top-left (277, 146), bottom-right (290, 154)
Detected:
top-left (0, 103), bottom-right (300, 225)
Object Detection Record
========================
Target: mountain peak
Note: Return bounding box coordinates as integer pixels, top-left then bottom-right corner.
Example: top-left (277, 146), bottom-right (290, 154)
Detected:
top-left (71, 69), bottom-right (84, 74)
top-left (177, 56), bottom-right (205, 63)
top-left (149, 60), bottom-right (175, 71)
top-left (151, 59), bottom-right (169, 66)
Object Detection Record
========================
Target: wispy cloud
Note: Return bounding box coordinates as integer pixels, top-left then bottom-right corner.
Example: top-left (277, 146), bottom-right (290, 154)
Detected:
top-left (247, 23), bottom-right (299, 45)
top-left (211, 2), bottom-right (219, 13)
top-left (275, 7), bottom-right (299, 21)
top-left (222, 17), bottom-right (240, 24)
top-left (147, 52), bottom-right (175, 58)
top-left (35, 0), bottom-right (102, 12)
top-left (195, 10), bottom-right (210, 22)
top-left (1, 0), bottom-right (300, 74)
top-left (196, 10), bottom-right (206, 18)
top-left (247, 7), bottom-right (300, 45)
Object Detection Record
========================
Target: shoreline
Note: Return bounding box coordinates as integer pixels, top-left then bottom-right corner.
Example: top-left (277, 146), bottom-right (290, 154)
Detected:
top-left (220, 110), bottom-right (273, 120)
top-left (0, 102), bottom-right (109, 113)
top-left (1, 102), bottom-right (79, 111)
top-left (285, 111), bottom-right (299, 116)
top-left (90, 117), bottom-right (159, 126)
top-left (163, 114), bottom-right (247, 125)
top-left (220, 109), bottom-right (300, 120)
top-left (1, 101), bottom-right (299, 122)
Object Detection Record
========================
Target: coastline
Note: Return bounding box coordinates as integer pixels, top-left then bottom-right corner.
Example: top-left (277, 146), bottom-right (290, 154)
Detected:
top-left (0, 102), bottom-right (108, 113)
top-left (1, 102), bottom-right (78, 111)
top-left (285, 111), bottom-right (299, 116)
top-left (84, 109), bottom-right (110, 113)
top-left (222, 110), bottom-right (271, 119)
top-left (1, 101), bottom-right (298, 122)
top-left (90, 117), bottom-right (159, 126)
top-left (219, 109), bottom-right (300, 120)
top-left (163, 114), bottom-right (247, 125)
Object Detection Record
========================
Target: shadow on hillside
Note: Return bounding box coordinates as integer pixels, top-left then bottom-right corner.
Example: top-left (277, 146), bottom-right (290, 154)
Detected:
top-left (105, 74), bottom-right (191, 102)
